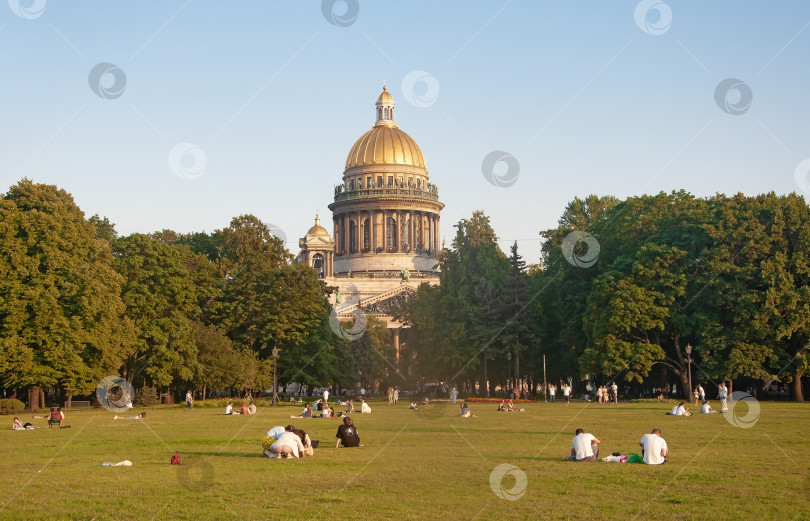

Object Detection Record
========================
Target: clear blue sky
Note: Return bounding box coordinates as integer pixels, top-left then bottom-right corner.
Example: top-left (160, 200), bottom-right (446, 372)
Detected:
top-left (2, 1), bottom-right (808, 263)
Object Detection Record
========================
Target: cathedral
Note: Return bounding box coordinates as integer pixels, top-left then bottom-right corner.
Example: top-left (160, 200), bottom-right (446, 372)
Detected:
top-left (297, 85), bottom-right (444, 352)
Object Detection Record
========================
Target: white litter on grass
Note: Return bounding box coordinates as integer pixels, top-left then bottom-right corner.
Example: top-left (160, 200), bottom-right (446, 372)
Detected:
top-left (102, 460), bottom-right (133, 467)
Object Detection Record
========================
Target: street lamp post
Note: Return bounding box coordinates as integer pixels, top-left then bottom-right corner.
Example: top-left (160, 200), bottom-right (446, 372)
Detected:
top-left (272, 347), bottom-right (280, 407)
top-left (685, 343), bottom-right (692, 403)
top-left (506, 351), bottom-right (512, 392)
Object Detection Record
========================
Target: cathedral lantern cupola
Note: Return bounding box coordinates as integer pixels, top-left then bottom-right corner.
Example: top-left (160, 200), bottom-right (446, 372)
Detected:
top-left (375, 85), bottom-right (395, 126)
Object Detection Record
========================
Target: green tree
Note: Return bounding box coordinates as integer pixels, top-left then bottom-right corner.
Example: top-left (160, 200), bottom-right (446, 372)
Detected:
top-left (114, 234), bottom-right (201, 392)
top-left (0, 180), bottom-right (135, 411)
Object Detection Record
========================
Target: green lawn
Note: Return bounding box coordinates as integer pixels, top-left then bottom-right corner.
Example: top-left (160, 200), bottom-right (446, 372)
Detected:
top-left (0, 399), bottom-right (807, 521)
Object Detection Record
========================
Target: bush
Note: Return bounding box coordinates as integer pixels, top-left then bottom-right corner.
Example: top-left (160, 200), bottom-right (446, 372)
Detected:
top-left (134, 387), bottom-right (159, 407)
top-left (0, 398), bottom-right (26, 415)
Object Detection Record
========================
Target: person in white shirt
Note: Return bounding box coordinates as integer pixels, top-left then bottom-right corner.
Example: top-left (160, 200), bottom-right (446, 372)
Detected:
top-left (671, 402), bottom-right (691, 416)
top-left (268, 428), bottom-right (305, 458)
top-left (639, 428), bottom-right (668, 465)
top-left (224, 402), bottom-right (233, 415)
top-left (360, 399), bottom-right (372, 413)
top-left (611, 383), bottom-right (618, 404)
top-left (565, 428), bottom-right (601, 462)
top-left (698, 384), bottom-right (705, 403)
top-left (323, 389), bottom-right (329, 405)
top-left (562, 384), bottom-right (570, 406)
top-left (700, 401), bottom-right (717, 414)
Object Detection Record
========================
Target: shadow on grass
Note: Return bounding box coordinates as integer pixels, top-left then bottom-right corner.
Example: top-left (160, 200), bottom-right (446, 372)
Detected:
top-left (181, 451), bottom-right (264, 458)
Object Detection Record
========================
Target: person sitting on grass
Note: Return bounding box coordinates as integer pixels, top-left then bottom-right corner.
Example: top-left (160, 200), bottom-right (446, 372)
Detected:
top-left (296, 428), bottom-right (314, 457)
top-left (408, 401), bottom-right (418, 409)
top-left (458, 403), bottom-right (476, 418)
top-left (700, 400), bottom-right (717, 414)
top-left (289, 403), bottom-right (313, 419)
top-left (419, 397), bottom-right (431, 406)
top-left (224, 402), bottom-right (234, 415)
top-left (345, 399), bottom-right (356, 413)
top-left (497, 400), bottom-right (507, 412)
top-left (240, 403), bottom-right (249, 415)
top-left (670, 402), bottom-right (691, 416)
top-left (247, 401), bottom-right (257, 415)
top-left (335, 416), bottom-right (361, 448)
top-left (360, 399), bottom-right (372, 413)
top-left (12, 417), bottom-right (23, 430)
top-left (114, 412), bottom-right (146, 420)
top-left (507, 399), bottom-right (524, 412)
top-left (640, 428), bottom-right (668, 465)
top-left (321, 403), bottom-right (332, 418)
top-left (565, 428), bottom-right (601, 462)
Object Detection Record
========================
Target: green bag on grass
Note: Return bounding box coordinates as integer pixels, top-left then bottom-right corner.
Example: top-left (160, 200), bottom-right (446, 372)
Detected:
top-left (628, 452), bottom-right (644, 463)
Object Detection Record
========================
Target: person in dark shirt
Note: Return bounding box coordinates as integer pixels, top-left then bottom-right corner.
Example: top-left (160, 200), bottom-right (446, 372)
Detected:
top-left (335, 416), bottom-right (361, 448)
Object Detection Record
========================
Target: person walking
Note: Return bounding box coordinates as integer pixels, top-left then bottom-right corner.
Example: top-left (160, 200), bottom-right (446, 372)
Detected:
top-left (392, 387), bottom-right (399, 405)
top-left (387, 387), bottom-right (393, 404)
top-left (450, 386), bottom-right (458, 405)
top-left (611, 382), bottom-right (618, 404)
top-left (562, 383), bottom-right (570, 407)
top-left (549, 384), bottom-right (556, 403)
top-left (185, 390), bottom-right (193, 409)
top-left (698, 383), bottom-right (706, 404)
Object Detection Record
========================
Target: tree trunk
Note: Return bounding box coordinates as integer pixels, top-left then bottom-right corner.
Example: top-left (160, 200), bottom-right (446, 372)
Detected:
top-left (27, 387), bottom-right (38, 413)
top-left (65, 391), bottom-right (73, 408)
top-left (793, 369), bottom-right (804, 402)
top-left (202, 384), bottom-right (207, 402)
top-left (483, 354), bottom-right (489, 397)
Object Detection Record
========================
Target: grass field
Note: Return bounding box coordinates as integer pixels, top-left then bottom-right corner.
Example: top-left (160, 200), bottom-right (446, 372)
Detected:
top-left (1, 398), bottom-right (808, 521)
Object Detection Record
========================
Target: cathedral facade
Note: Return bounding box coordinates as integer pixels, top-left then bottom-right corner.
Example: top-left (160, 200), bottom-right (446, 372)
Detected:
top-left (297, 85), bottom-right (444, 347)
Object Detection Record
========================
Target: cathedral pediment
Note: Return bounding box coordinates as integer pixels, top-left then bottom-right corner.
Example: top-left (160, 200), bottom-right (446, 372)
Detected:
top-left (357, 285), bottom-right (416, 316)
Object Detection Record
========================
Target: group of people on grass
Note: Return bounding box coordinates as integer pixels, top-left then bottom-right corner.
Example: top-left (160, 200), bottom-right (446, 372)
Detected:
top-left (288, 398), bottom-right (372, 419)
top-left (224, 401), bottom-right (256, 415)
top-left (565, 427), bottom-right (669, 465)
top-left (497, 399), bottom-right (525, 412)
top-left (264, 416), bottom-right (362, 458)
top-left (669, 400), bottom-right (720, 416)
top-left (594, 383), bottom-right (619, 404)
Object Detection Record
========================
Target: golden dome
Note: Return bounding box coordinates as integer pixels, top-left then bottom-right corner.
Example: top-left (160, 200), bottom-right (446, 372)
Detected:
top-left (377, 85), bottom-right (393, 102)
top-left (345, 125), bottom-right (426, 169)
top-left (307, 214), bottom-right (330, 237)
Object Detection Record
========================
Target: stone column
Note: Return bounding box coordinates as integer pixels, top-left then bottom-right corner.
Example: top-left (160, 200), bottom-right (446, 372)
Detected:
top-left (392, 327), bottom-right (401, 363)
top-left (381, 211), bottom-right (387, 251)
top-left (371, 209), bottom-right (375, 251)
top-left (409, 211), bottom-right (415, 252)
top-left (343, 214), bottom-right (349, 255)
top-left (395, 210), bottom-right (402, 252)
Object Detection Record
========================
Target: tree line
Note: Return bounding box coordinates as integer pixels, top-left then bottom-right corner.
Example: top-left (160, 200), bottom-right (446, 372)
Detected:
top-left (2, 180), bottom-right (808, 408)
top-left (396, 192), bottom-right (810, 402)
top-left (0, 179), bottom-right (385, 412)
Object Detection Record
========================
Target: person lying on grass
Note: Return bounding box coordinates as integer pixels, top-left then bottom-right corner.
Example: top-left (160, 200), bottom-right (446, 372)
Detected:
top-left (114, 412), bottom-right (146, 420)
